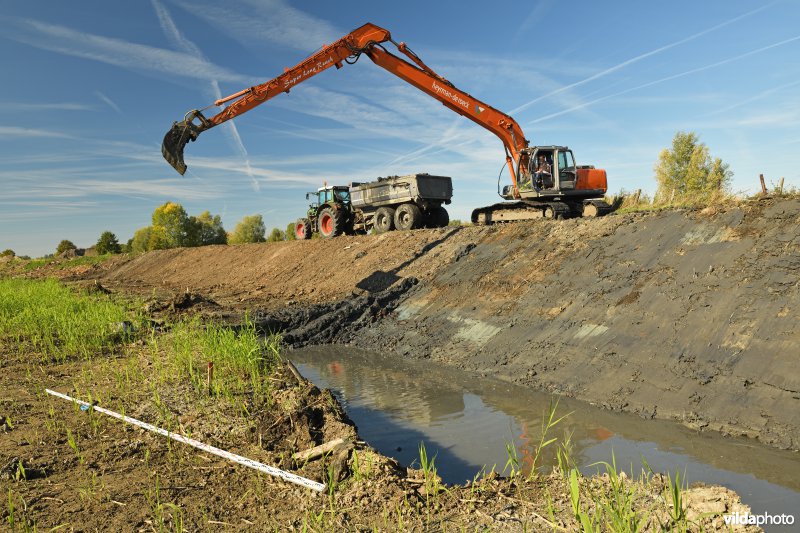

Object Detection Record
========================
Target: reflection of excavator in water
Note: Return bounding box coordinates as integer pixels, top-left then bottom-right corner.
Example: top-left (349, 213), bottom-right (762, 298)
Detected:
top-left (162, 23), bottom-right (611, 222)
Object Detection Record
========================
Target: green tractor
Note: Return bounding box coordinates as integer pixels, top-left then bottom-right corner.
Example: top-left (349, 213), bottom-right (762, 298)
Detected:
top-left (294, 185), bottom-right (353, 240)
top-left (295, 174), bottom-right (454, 239)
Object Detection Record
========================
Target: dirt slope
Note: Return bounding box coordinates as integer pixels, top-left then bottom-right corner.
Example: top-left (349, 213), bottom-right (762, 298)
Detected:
top-left (85, 198), bottom-right (800, 450)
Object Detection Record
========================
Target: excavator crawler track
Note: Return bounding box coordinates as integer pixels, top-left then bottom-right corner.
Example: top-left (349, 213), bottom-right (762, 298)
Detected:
top-left (471, 201), bottom-right (573, 224)
top-left (579, 199), bottom-right (613, 217)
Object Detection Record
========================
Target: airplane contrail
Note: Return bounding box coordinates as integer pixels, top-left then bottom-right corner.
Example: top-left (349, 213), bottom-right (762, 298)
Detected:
top-left (151, 0), bottom-right (260, 191)
top-left (510, 2), bottom-right (777, 115)
top-left (525, 34), bottom-right (800, 125)
top-left (709, 78), bottom-right (800, 115)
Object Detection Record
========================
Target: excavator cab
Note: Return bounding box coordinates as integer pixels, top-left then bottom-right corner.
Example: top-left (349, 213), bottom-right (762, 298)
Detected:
top-left (511, 146), bottom-right (579, 197)
top-left (530, 147), bottom-right (578, 192)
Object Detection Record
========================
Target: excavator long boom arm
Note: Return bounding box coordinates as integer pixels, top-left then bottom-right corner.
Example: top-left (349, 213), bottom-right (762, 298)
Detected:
top-left (162, 23), bottom-right (529, 196)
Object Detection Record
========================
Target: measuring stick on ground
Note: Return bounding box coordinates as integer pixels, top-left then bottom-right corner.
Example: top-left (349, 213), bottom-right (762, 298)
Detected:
top-left (45, 388), bottom-right (325, 492)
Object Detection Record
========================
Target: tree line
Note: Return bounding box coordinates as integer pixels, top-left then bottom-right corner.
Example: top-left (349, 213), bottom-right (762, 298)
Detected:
top-left (29, 203), bottom-right (301, 258)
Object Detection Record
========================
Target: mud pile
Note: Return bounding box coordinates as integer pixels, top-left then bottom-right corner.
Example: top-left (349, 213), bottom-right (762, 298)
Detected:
top-left (86, 198), bottom-right (800, 450)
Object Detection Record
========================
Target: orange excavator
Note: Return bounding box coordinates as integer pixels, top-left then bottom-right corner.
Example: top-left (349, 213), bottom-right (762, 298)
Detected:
top-left (162, 23), bottom-right (610, 221)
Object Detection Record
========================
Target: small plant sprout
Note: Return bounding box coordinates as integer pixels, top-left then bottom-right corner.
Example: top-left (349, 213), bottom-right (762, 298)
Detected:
top-left (14, 460), bottom-right (26, 482)
top-left (666, 469), bottom-right (687, 527)
top-left (66, 428), bottom-right (84, 465)
top-left (503, 441), bottom-right (520, 479)
top-left (6, 488), bottom-right (15, 529)
top-left (528, 398), bottom-right (572, 479)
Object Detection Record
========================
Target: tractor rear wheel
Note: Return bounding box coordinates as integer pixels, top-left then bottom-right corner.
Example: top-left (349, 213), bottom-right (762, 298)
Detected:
top-left (394, 203), bottom-right (423, 231)
top-left (295, 218), bottom-right (312, 240)
top-left (374, 207), bottom-right (395, 233)
top-left (318, 207), bottom-right (345, 239)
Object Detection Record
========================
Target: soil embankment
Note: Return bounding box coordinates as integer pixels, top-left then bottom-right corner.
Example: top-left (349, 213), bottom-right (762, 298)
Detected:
top-left (85, 198), bottom-right (800, 451)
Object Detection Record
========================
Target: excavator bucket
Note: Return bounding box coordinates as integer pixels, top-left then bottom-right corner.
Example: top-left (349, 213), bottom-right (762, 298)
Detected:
top-left (161, 119), bottom-right (201, 175)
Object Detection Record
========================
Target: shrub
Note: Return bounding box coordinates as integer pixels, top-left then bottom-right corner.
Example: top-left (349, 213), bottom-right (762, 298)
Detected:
top-left (285, 222), bottom-right (296, 241)
top-left (267, 227), bottom-right (285, 242)
top-left (130, 227), bottom-right (153, 254)
top-left (654, 131), bottom-right (732, 203)
top-left (189, 211), bottom-right (227, 246)
top-left (56, 240), bottom-right (77, 255)
top-left (229, 215), bottom-right (266, 244)
top-left (95, 231), bottom-right (121, 255)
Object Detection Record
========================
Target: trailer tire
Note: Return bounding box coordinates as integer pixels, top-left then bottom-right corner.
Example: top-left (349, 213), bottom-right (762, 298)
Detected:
top-left (318, 207), bottom-right (345, 239)
top-left (374, 207), bottom-right (395, 234)
top-left (394, 203), bottom-right (423, 231)
top-left (295, 218), bottom-right (312, 240)
top-left (428, 206), bottom-right (449, 228)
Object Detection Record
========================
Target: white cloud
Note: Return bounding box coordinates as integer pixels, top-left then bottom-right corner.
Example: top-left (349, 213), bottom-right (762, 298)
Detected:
top-left (74, 179), bottom-right (223, 200)
top-left (168, 0), bottom-right (340, 51)
top-left (5, 17), bottom-right (251, 83)
top-left (735, 109), bottom-right (800, 127)
top-left (0, 126), bottom-right (75, 139)
top-left (0, 102), bottom-right (94, 112)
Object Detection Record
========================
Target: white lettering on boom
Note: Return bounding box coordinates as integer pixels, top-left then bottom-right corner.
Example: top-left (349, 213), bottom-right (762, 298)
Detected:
top-left (432, 81), bottom-right (470, 110)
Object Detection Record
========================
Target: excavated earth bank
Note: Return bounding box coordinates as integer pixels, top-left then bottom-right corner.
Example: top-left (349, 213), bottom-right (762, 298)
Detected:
top-left (83, 198), bottom-right (800, 451)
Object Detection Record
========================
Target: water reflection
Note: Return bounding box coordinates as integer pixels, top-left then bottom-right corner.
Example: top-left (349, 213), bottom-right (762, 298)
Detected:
top-left (291, 345), bottom-right (800, 524)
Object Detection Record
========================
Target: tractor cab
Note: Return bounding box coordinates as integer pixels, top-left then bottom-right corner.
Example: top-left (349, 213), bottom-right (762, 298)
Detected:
top-left (315, 185), bottom-right (351, 206)
top-left (305, 185), bottom-right (350, 219)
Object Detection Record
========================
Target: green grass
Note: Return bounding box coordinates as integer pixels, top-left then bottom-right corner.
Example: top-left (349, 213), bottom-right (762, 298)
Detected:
top-left (21, 258), bottom-right (49, 271)
top-left (20, 254), bottom-right (116, 272)
top-left (0, 278), bottom-right (135, 360)
top-left (160, 316), bottom-right (281, 400)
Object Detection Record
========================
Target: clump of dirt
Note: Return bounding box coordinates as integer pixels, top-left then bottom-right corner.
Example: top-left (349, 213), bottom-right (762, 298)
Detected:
top-left (144, 290), bottom-right (220, 314)
top-left (72, 279), bottom-right (111, 295)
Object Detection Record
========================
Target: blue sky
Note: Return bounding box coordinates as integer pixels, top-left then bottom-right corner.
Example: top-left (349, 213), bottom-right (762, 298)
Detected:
top-left (1, 0), bottom-right (798, 257)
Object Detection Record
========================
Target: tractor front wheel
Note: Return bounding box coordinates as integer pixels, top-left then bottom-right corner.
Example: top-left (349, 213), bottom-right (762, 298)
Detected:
top-left (295, 218), bottom-right (312, 240)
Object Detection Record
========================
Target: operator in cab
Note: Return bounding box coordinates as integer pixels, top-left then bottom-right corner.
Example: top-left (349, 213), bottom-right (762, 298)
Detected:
top-left (534, 154), bottom-right (553, 189)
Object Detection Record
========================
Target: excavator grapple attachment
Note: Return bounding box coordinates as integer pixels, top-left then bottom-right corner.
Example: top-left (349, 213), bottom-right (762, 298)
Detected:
top-left (161, 119), bottom-right (201, 175)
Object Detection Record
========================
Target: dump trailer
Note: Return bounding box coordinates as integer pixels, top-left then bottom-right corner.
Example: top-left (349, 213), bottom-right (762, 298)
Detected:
top-left (294, 173), bottom-right (453, 239)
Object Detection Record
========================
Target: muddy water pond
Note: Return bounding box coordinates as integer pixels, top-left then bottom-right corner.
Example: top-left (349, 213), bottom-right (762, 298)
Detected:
top-left (291, 345), bottom-right (799, 527)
